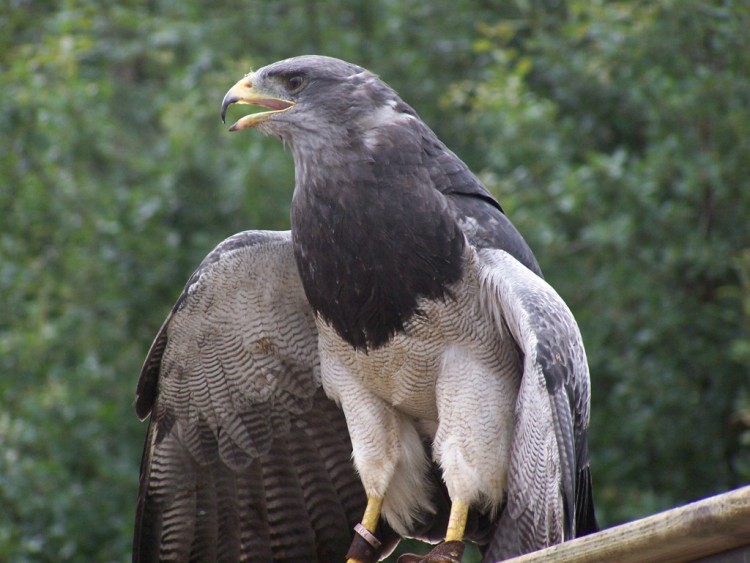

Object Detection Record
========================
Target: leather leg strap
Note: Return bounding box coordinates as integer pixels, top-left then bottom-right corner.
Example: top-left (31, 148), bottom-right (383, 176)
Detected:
top-left (396, 540), bottom-right (465, 563)
top-left (346, 523), bottom-right (382, 563)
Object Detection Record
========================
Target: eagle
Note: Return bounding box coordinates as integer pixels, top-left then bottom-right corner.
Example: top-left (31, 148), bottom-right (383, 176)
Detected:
top-left (132, 55), bottom-right (597, 562)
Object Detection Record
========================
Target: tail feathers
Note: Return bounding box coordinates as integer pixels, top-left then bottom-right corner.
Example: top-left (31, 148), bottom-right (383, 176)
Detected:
top-left (575, 465), bottom-right (598, 537)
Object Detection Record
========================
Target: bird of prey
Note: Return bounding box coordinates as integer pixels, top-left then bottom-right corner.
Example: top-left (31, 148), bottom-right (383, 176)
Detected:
top-left (133, 55), bottom-right (597, 562)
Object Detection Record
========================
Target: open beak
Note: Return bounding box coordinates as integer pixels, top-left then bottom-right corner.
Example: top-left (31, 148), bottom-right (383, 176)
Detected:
top-left (220, 74), bottom-right (295, 131)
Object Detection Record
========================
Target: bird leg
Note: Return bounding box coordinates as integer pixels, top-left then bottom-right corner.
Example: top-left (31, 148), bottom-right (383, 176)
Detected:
top-left (346, 496), bottom-right (383, 563)
top-left (445, 499), bottom-right (469, 542)
top-left (361, 495), bottom-right (383, 532)
top-left (396, 499), bottom-right (468, 563)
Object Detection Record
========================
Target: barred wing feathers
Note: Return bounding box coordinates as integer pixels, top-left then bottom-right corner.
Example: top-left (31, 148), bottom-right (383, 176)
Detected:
top-left (132, 230), bottom-right (366, 562)
top-left (477, 248), bottom-right (597, 560)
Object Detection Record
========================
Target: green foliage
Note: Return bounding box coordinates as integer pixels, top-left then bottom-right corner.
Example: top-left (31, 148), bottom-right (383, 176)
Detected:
top-left (1, 0), bottom-right (748, 560)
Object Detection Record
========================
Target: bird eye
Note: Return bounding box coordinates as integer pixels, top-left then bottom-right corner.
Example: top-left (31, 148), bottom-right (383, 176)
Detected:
top-left (284, 74), bottom-right (305, 93)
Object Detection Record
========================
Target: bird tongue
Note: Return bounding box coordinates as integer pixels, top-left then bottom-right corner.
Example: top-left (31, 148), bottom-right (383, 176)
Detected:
top-left (258, 98), bottom-right (294, 111)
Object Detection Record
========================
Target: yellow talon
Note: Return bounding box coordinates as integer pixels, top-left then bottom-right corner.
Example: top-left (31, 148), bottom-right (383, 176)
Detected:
top-left (347, 496), bottom-right (383, 563)
top-left (445, 499), bottom-right (469, 542)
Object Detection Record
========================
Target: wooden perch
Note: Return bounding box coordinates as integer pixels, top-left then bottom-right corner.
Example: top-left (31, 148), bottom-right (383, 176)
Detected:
top-left (502, 485), bottom-right (750, 563)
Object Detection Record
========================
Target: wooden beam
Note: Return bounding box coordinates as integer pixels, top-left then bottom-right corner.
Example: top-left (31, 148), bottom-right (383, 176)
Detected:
top-left (502, 485), bottom-right (750, 563)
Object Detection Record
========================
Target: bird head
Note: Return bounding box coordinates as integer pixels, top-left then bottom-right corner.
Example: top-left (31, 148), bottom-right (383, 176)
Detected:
top-left (221, 55), bottom-right (404, 144)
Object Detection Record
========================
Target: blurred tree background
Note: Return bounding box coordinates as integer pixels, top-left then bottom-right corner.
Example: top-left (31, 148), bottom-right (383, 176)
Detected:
top-left (1, 0), bottom-right (749, 560)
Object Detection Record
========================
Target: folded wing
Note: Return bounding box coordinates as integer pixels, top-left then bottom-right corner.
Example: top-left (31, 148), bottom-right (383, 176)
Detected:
top-left (476, 248), bottom-right (597, 560)
top-left (132, 230), bottom-right (367, 562)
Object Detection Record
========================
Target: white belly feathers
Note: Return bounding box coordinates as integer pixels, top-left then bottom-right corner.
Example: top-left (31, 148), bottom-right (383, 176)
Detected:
top-left (317, 247), bottom-right (521, 430)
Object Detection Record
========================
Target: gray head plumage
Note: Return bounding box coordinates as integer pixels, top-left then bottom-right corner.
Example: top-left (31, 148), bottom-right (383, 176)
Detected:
top-left (221, 55), bottom-right (415, 149)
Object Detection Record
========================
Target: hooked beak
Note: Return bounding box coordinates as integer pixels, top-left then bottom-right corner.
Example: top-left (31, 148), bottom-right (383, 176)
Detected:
top-left (220, 74), bottom-right (295, 131)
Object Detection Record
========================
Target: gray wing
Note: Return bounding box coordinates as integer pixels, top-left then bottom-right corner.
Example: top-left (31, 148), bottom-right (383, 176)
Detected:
top-left (475, 248), bottom-right (597, 560)
top-left (132, 230), bottom-right (368, 562)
